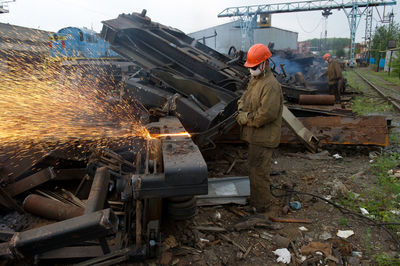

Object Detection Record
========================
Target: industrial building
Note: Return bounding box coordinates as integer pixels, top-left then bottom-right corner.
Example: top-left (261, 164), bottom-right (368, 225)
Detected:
top-left (189, 20), bottom-right (298, 54)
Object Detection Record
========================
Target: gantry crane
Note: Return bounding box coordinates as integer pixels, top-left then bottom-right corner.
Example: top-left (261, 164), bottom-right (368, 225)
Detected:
top-left (0, 0), bottom-right (15, 13)
top-left (218, 0), bottom-right (396, 66)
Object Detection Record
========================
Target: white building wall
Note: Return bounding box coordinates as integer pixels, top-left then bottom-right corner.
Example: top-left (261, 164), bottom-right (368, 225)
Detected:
top-left (384, 50), bottom-right (397, 72)
top-left (189, 20), bottom-right (298, 54)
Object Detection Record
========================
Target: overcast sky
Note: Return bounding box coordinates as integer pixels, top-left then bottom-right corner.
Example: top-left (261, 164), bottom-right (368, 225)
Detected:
top-left (0, 0), bottom-right (399, 42)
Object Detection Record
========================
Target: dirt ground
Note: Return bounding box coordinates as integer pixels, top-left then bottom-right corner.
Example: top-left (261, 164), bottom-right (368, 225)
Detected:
top-left (157, 143), bottom-right (399, 265)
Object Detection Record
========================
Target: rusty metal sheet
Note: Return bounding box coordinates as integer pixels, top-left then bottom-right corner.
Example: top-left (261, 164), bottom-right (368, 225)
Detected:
top-left (281, 116), bottom-right (389, 146)
top-left (282, 106), bottom-right (320, 153)
top-left (217, 115), bottom-right (388, 146)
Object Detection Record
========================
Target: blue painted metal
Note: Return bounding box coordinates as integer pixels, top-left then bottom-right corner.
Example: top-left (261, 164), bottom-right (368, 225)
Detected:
top-left (49, 27), bottom-right (118, 58)
top-left (218, 0), bottom-right (396, 65)
top-left (218, 0), bottom-right (396, 17)
top-left (239, 11), bottom-right (258, 51)
top-left (379, 58), bottom-right (386, 68)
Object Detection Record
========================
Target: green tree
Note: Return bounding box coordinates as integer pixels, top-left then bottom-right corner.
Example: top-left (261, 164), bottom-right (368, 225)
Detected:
top-left (391, 51), bottom-right (400, 77)
top-left (370, 23), bottom-right (400, 59)
top-left (336, 48), bottom-right (345, 57)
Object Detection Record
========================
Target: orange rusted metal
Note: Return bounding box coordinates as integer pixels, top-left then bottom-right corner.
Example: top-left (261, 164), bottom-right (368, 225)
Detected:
top-left (217, 115), bottom-right (389, 146)
top-left (280, 115), bottom-right (389, 146)
top-left (298, 95), bottom-right (335, 105)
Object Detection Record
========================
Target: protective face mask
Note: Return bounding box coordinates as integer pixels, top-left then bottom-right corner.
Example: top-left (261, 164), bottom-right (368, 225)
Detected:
top-left (249, 67), bottom-right (262, 76)
top-left (249, 61), bottom-right (266, 76)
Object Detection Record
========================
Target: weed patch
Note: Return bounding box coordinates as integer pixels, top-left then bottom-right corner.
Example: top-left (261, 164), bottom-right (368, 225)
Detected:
top-left (373, 252), bottom-right (400, 265)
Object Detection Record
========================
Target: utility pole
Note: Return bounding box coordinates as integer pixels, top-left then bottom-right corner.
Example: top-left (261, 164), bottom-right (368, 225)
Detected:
top-left (364, 7), bottom-right (373, 64)
top-left (322, 9), bottom-right (332, 53)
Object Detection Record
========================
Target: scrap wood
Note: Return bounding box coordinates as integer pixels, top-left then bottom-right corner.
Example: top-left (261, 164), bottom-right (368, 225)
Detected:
top-left (290, 241), bottom-right (300, 258)
top-left (301, 241), bottom-right (332, 257)
top-left (61, 188), bottom-right (85, 208)
top-left (194, 226), bottom-right (226, 232)
top-left (258, 240), bottom-right (268, 250)
top-left (269, 216), bottom-right (312, 223)
top-left (243, 244), bottom-right (253, 258)
top-left (218, 233), bottom-right (246, 253)
top-left (331, 238), bottom-right (353, 255)
top-left (179, 246), bottom-right (202, 254)
top-left (229, 206), bottom-right (250, 217)
top-left (233, 215), bottom-right (283, 231)
top-left (225, 158), bottom-right (237, 174)
top-left (210, 239), bottom-right (221, 245)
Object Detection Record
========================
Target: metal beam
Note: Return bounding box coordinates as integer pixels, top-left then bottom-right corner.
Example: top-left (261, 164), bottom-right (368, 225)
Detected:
top-left (9, 208), bottom-right (118, 257)
top-left (218, 0), bottom-right (396, 17)
top-left (218, 0), bottom-right (396, 64)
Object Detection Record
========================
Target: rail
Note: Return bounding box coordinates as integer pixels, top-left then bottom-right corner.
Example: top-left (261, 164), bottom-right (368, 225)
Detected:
top-left (353, 69), bottom-right (400, 113)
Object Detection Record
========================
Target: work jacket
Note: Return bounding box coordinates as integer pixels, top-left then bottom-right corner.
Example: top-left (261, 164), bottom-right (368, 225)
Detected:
top-left (237, 68), bottom-right (283, 148)
top-left (324, 59), bottom-right (343, 85)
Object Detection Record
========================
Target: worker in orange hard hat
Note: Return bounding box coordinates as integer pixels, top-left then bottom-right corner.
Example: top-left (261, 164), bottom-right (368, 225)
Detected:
top-left (321, 53), bottom-right (343, 103)
top-left (237, 43), bottom-right (283, 212)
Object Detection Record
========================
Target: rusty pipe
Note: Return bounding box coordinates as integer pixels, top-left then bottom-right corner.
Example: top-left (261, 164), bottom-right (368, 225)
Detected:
top-left (84, 167), bottom-right (110, 214)
top-left (23, 194), bottom-right (84, 221)
top-left (298, 95), bottom-right (335, 105)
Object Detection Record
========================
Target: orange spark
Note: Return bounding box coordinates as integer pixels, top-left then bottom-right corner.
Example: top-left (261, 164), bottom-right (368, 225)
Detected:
top-left (150, 132), bottom-right (191, 139)
top-left (0, 46), bottom-right (151, 155)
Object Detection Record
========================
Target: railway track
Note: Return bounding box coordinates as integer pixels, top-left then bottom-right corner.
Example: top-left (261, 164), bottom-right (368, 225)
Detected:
top-left (354, 69), bottom-right (400, 112)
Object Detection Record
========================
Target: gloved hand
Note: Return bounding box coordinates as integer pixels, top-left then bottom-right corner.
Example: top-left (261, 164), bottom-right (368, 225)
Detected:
top-left (236, 111), bottom-right (249, 126)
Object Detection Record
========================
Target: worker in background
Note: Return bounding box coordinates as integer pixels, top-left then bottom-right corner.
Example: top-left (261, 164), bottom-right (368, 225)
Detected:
top-left (236, 44), bottom-right (283, 212)
top-left (322, 53), bottom-right (343, 103)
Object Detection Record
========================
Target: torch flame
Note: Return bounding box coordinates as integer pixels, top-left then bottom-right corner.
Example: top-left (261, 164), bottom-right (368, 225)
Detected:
top-left (150, 132), bottom-right (191, 139)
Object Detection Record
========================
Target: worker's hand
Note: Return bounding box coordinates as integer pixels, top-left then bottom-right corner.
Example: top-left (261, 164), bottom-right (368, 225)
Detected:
top-left (236, 111), bottom-right (249, 126)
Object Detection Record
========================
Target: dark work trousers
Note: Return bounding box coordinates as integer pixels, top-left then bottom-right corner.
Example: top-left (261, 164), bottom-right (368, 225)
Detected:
top-left (248, 144), bottom-right (274, 209)
top-left (329, 83), bottom-right (341, 103)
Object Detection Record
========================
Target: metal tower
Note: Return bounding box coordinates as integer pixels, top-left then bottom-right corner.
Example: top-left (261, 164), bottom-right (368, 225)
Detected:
top-left (218, 0), bottom-right (397, 67)
top-left (0, 0), bottom-right (14, 13)
top-left (364, 7), bottom-right (373, 62)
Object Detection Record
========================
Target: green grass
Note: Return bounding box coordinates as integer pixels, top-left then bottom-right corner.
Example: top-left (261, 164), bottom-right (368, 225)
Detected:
top-left (365, 228), bottom-right (372, 257)
top-left (338, 216), bottom-right (349, 226)
top-left (373, 253), bottom-right (400, 266)
top-left (350, 97), bottom-right (393, 115)
top-left (339, 151), bottom-right (400, 262)
top-left (389, 132), bottom-right (400, 146)
top-left (343, 70), bottom-right (394, 115)
top-left (365, 67), bottom-right (400, 87)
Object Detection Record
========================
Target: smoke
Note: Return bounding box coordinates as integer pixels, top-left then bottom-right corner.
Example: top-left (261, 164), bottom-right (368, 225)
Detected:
top-left (270, 56), bottom-right (304, 75)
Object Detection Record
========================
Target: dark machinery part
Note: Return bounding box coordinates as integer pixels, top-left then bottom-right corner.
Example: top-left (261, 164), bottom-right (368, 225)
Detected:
top-left (131, 117), bottom-right (208, 199)
top-left (100, 10), bottom-right (248, 142)
top-left (9, 208), bottom-right (118, 258)
top-left (84, 167), bottom-right (110, 214)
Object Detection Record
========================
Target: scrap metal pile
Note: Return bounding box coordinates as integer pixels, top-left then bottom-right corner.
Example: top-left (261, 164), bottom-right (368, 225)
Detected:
top-left (0, 9), bottom-right (389, 264)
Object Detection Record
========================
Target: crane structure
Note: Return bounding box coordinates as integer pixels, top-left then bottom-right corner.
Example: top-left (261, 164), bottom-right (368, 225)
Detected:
top-left (218, 0), bottom-right (396, 66)
top-left (0, 0), bottom-right (15, 13)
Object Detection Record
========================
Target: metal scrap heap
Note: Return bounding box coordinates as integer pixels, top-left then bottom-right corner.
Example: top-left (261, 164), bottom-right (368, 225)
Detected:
top-left (0, 9), bottom-right (390, 265)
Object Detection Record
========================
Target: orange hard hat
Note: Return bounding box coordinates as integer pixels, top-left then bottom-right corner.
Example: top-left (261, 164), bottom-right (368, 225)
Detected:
top-left (244, 44), bottom-right (272, 67)
top-left (323, 53), bottom-right (331, 60)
